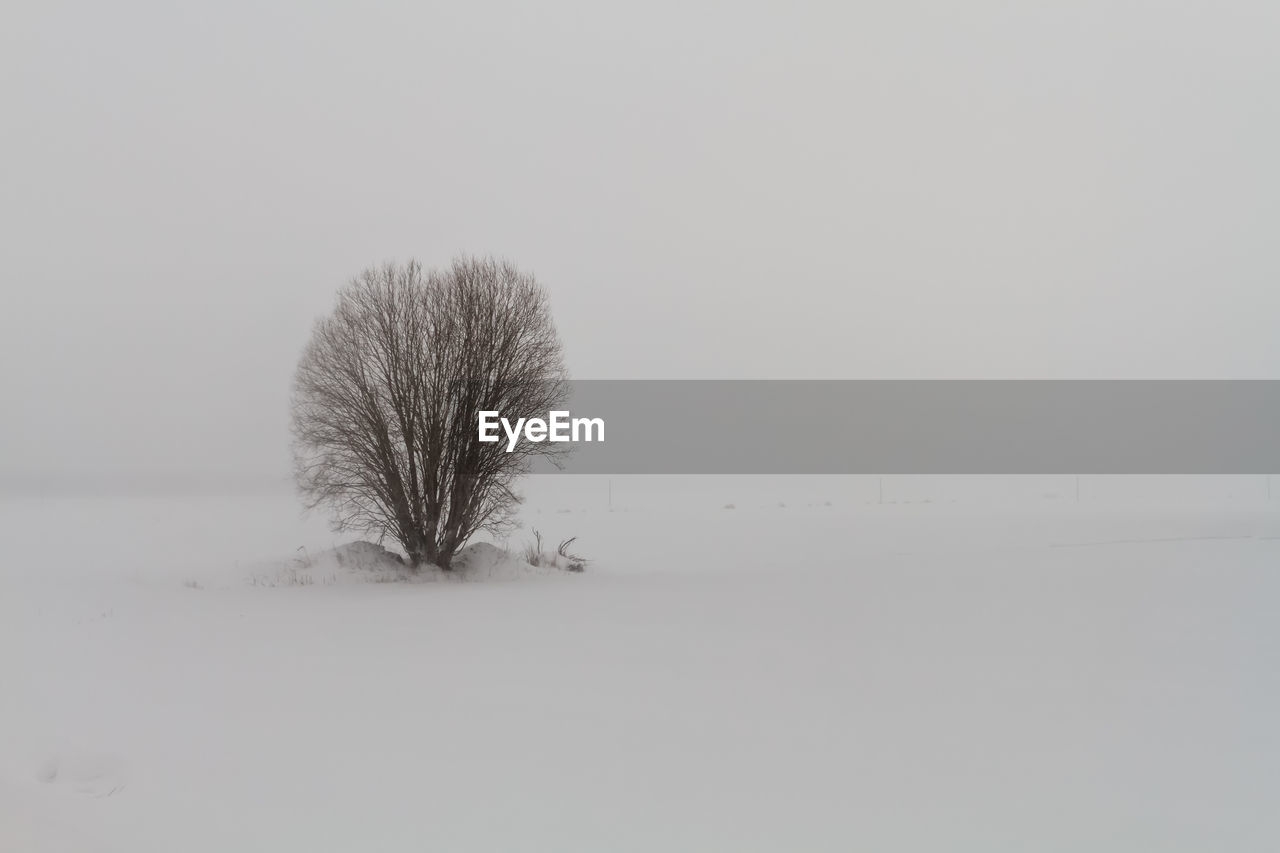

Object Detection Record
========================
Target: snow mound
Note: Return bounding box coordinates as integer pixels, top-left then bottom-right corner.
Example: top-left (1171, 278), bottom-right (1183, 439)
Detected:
top-left (452, 541), bottom-right (565, 581)
top-left (246, 541), bottom-right (411, 586)
top-left (326, 541), bottom-right (406, 572)
top-left (247, 540), bottom-right (581, 586)
top-left (451, 541), bottom-right (507, 574)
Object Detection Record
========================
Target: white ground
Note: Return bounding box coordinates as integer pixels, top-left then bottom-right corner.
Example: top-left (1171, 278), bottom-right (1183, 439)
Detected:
top-left (3, 477), bottom-right (1279, 851)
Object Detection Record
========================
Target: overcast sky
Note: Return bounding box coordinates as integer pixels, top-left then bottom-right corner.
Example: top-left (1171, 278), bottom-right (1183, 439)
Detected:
top-left (2, 0), bottom-right (1277, 486)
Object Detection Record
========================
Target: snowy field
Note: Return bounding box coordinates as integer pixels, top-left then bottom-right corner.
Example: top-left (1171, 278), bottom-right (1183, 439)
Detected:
top-left (4, 477), bottom-right (1280, 851)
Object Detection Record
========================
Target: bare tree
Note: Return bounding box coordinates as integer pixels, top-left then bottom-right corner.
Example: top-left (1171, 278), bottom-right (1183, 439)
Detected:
top-left (291, 256), bottom-right (568, 569)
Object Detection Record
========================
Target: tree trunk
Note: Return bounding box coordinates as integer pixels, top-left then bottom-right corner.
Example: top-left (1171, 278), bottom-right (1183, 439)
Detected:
top-left (403, 531), bottom-right (434, 570)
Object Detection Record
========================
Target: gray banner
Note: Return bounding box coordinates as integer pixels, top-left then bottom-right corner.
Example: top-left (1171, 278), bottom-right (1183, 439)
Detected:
top-left (504, 381), bottom-right (1280, 474)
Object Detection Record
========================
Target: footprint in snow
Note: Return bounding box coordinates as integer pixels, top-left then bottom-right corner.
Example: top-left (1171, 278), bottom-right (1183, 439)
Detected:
top-left (37, 753), bottom-right (130, 798)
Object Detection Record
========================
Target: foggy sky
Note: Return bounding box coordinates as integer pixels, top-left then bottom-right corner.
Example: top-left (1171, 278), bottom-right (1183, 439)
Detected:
top-left (2, 0), bottom-right (1277, 487)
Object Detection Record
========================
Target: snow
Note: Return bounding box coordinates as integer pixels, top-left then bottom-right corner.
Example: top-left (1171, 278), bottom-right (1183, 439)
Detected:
top-left (240, 539), bottom-right (561, 587)
top-left (3, 478), bottom-right (1280, 851)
